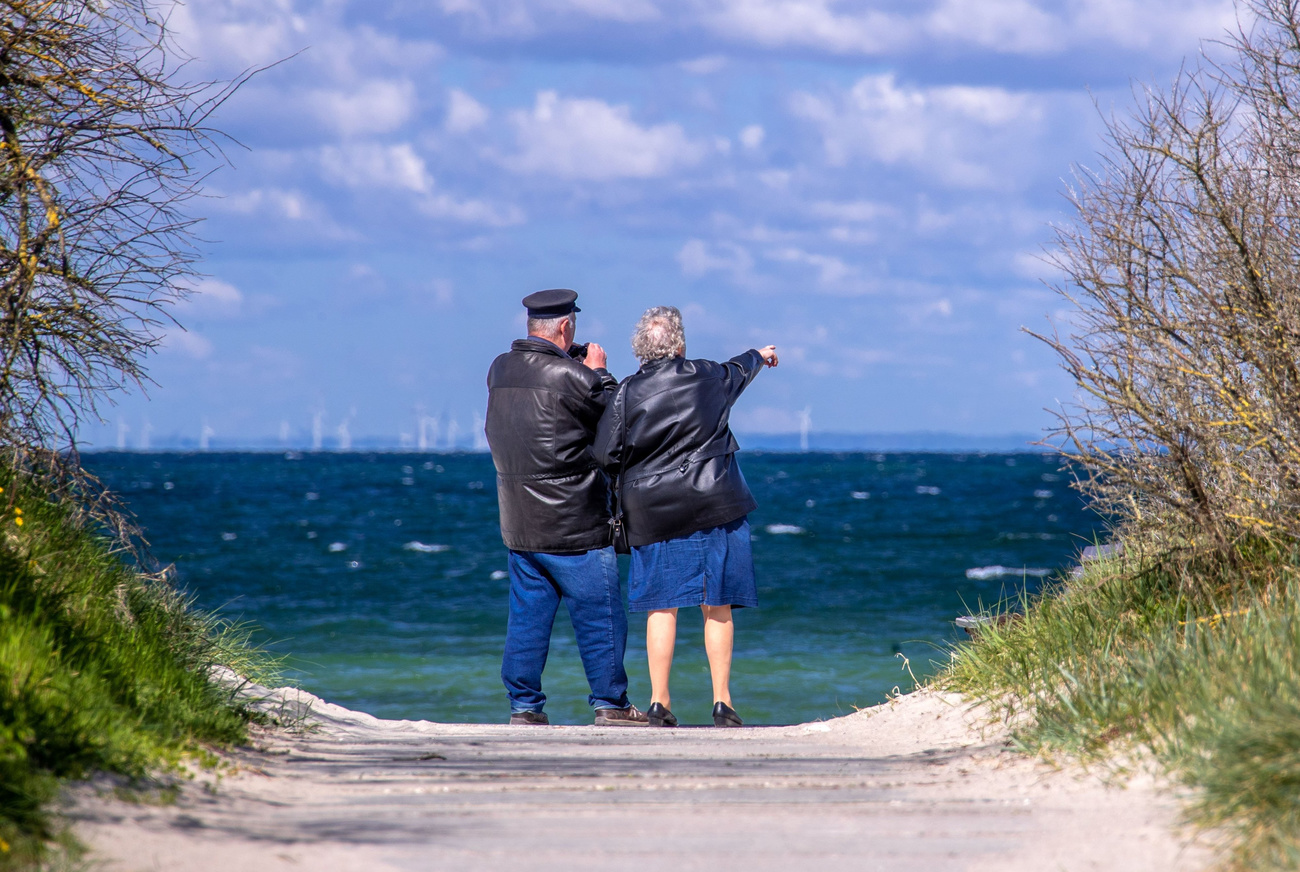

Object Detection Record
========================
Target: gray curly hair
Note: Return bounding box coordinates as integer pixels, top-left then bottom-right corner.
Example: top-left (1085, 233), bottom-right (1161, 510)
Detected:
top-left (631, 306), bottom-right (685, 364)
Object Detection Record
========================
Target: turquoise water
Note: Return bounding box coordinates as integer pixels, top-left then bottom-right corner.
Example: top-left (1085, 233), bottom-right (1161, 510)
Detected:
top-left (86, 451), bottom-right (1102, 726)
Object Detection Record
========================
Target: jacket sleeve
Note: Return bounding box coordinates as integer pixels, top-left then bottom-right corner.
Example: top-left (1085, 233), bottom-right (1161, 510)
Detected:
top-left (592, 381), bottom-right (625, 473)
top-left (582, 367), bottom-right (617, 413)
top-left (718, 349), bottom-right (764, 406)
top-left (593, 367), bottom-right (617, 392)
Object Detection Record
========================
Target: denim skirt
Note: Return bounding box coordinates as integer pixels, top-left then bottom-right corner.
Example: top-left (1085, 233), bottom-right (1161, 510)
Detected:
top-left (627, 517), bottom-right (758, 612)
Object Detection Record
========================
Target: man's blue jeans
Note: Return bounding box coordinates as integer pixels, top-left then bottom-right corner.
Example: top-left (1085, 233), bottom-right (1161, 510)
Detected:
top-left (502, 547), bottom-right (630, 713)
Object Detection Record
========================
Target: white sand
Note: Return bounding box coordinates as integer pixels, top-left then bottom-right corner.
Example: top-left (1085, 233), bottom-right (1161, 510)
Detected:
top-left (64, 677), bottom-right (1217, 871)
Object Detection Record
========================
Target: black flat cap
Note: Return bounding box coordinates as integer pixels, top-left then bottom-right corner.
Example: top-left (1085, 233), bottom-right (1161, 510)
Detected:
top-left (523, 288), bottom-right (581, 318)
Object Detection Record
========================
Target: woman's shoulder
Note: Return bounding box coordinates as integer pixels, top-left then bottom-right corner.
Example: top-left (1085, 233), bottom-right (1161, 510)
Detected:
top-left (634, 356), bottom-right (735, 385)
top-left (681, 357), bottom-right (742, 380)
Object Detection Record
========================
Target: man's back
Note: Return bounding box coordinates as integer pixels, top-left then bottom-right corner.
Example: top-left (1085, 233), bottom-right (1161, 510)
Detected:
top-left (486, 337), bottom-right (615, 553)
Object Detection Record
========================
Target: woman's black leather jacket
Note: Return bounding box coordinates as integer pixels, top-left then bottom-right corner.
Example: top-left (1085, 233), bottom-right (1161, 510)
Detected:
top-left (486, 338), bottom-right (617, 552)
top-left (593, 350), bottom-right (763, 547)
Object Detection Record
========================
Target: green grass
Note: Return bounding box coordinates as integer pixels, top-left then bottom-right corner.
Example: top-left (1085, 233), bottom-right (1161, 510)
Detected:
top-left (942, 541), bottom-right (1300, 870)
top-left (0, 470), bottom-right (267, 868)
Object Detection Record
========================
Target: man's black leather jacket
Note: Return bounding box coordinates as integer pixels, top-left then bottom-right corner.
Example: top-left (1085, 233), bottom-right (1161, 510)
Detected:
top-left (593, 350), bottom-right (763, 547)
top-left (486, 338), bottom-right (617, 553)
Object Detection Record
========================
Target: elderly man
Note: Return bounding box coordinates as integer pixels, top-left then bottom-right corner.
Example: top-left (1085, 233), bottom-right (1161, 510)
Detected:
top-left (484, 289), bottom-right (647, 726)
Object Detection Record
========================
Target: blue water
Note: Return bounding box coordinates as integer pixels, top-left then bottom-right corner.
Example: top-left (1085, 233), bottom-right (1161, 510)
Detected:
top-left (86, 451), bottom-right (1102, 726)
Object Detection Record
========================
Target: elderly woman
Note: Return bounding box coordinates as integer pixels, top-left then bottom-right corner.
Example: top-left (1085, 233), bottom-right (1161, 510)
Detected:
top-left (594, 306), bottom-right (777, 727)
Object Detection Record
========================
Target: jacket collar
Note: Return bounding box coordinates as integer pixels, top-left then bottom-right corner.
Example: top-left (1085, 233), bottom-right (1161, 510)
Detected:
top-left (513, 336), bottom-right (570, 358)
top-left (638, 355), bottom-right (680, 374)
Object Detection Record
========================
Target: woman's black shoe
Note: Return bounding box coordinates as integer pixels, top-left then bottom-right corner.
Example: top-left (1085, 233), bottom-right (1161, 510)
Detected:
top-left (647, 702), bottom-right (678, 727)
top-left (712, 701), bottom-right (743, 728)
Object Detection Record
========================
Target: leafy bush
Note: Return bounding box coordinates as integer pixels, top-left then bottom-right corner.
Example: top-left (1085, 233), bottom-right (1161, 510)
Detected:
top-left (0, 469), bottom-right (259, 866)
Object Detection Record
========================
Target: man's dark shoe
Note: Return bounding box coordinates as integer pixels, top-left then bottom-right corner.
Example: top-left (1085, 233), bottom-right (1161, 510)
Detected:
top-left (646, 702), bottom-right (678, 727)
top-left (712, 701), bottom-right (743, 728)
top-left (594, 704), bottom-right (649, 726)
top-left (509, 710), bottom-right (550, 726)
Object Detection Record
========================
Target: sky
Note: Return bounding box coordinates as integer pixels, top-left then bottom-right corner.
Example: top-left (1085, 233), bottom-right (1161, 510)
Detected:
top-left (81, 0), bottom-right (1239, 450)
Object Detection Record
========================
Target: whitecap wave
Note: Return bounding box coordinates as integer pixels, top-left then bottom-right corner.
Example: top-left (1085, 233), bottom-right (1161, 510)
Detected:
top-left (851, 491), bottom-right (870, 500)
top-left (765, 524), bottom-right (805, 535)
top-left (490, 570), bottom-right (508, 580)
top-left (916, 485), bottom-right (941, 495)
top-left (404, 541), bottom-right (450, 553)
top-left (328, 541), bottom-right (348, 552)
top-left (965, 565), bottom-right (1051, 580)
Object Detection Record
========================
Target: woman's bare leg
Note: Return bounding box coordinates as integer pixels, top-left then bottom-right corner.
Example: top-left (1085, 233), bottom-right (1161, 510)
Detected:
top-left (646, 608), bottom-right (678, 709)
top-left (701, 604), bottom-right (734, 706)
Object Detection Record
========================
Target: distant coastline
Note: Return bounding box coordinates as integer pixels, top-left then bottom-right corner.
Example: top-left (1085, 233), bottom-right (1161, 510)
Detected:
top-left (80, 430), bottom-right (1051, 454)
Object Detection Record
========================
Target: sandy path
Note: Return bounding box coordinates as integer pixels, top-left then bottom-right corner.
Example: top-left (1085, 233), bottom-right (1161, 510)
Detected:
top-left (65, 683), bottom-right (1214, 871)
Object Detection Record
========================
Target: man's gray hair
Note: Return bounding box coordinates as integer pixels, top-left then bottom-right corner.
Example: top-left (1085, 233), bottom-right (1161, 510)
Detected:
top-left (631, 306), bottom-right (685, 364)
top-left (527, 311), bottom-right (575, 337)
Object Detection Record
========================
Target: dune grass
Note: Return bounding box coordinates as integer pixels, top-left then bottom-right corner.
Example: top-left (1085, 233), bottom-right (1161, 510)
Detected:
top-left (0, 469), bottom-right (268, 868)
top-left (942, 540), bottom-right (1300, 871)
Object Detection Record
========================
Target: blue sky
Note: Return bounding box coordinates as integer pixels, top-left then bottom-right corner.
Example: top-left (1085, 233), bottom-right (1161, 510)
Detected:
top-left (83, 0), bottom-right (1236, 449)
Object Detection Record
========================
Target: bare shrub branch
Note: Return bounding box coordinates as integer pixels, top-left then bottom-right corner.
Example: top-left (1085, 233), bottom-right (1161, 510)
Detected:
top-left (0, 0), bottom-right (240, 540)
top-left (1041, 0), bottom-right (1300, 581)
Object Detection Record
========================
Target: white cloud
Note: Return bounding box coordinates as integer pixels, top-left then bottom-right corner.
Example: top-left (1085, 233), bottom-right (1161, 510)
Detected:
top-left (429, 279), bottom-right (455, 305)
top-left (178, 278), bottom-right (244, 318)
top-left (677, 239), bottom-right (754, 279)
top-left (925, 298), bottom-right (954, 317)
top-left (559, 0), bottom-right (661, 21)
top-left (504, 91), bottom-right (706, 179)
top-left (809, 200), bottom-right (891, 223)
top-left (791, 73), bottom-right (1049, 187)
top-left (160, 329), bottom-right (215, 360)
top-left (303, 80), bottom-right (417, 137)
top-left (418, 193), bottom-right (526, 226)
top-left (319, 143), bottom-right (432, 192)
top-left (171, 1), bottom-right (442, 74)
top-left (680, 55), bottom-right (727, 74)
top-left (215, 187), bottom-right (311, 220)
top-left (828, 227), bottom-right (878, 244)
top-left (766, 246), bottom-right (855, 286)
top-left (923, 0), bottom-right (1062, 54)
top-left (439, 0), bottom-right (660, 34)
top-left (209, 186), bottom-right (358, 241)
top-left (1012, 250), bottom-right (1062, 281)
top-left (168, 0), bottom-right (304, 69)
top-left (696, 0), bottom-right (1231, 58)
top-left (897, 296), bottom-right (957, 329)
top-left (697, 1), bottom-right (910, 55)
top-left (739, 124), bottom-right (765, 149)
top-left (433, 0), bottom-right (1232, 59)
top-left (445, 88), bottom-right (490, 133)
top-left (1053, 0), bottom-right (1235, 53)
top-left (841, 346), bottom-right (893, 365)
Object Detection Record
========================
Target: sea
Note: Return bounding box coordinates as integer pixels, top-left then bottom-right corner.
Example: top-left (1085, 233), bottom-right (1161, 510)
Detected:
top-left (85, 451), bottom-right (1103, 727)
